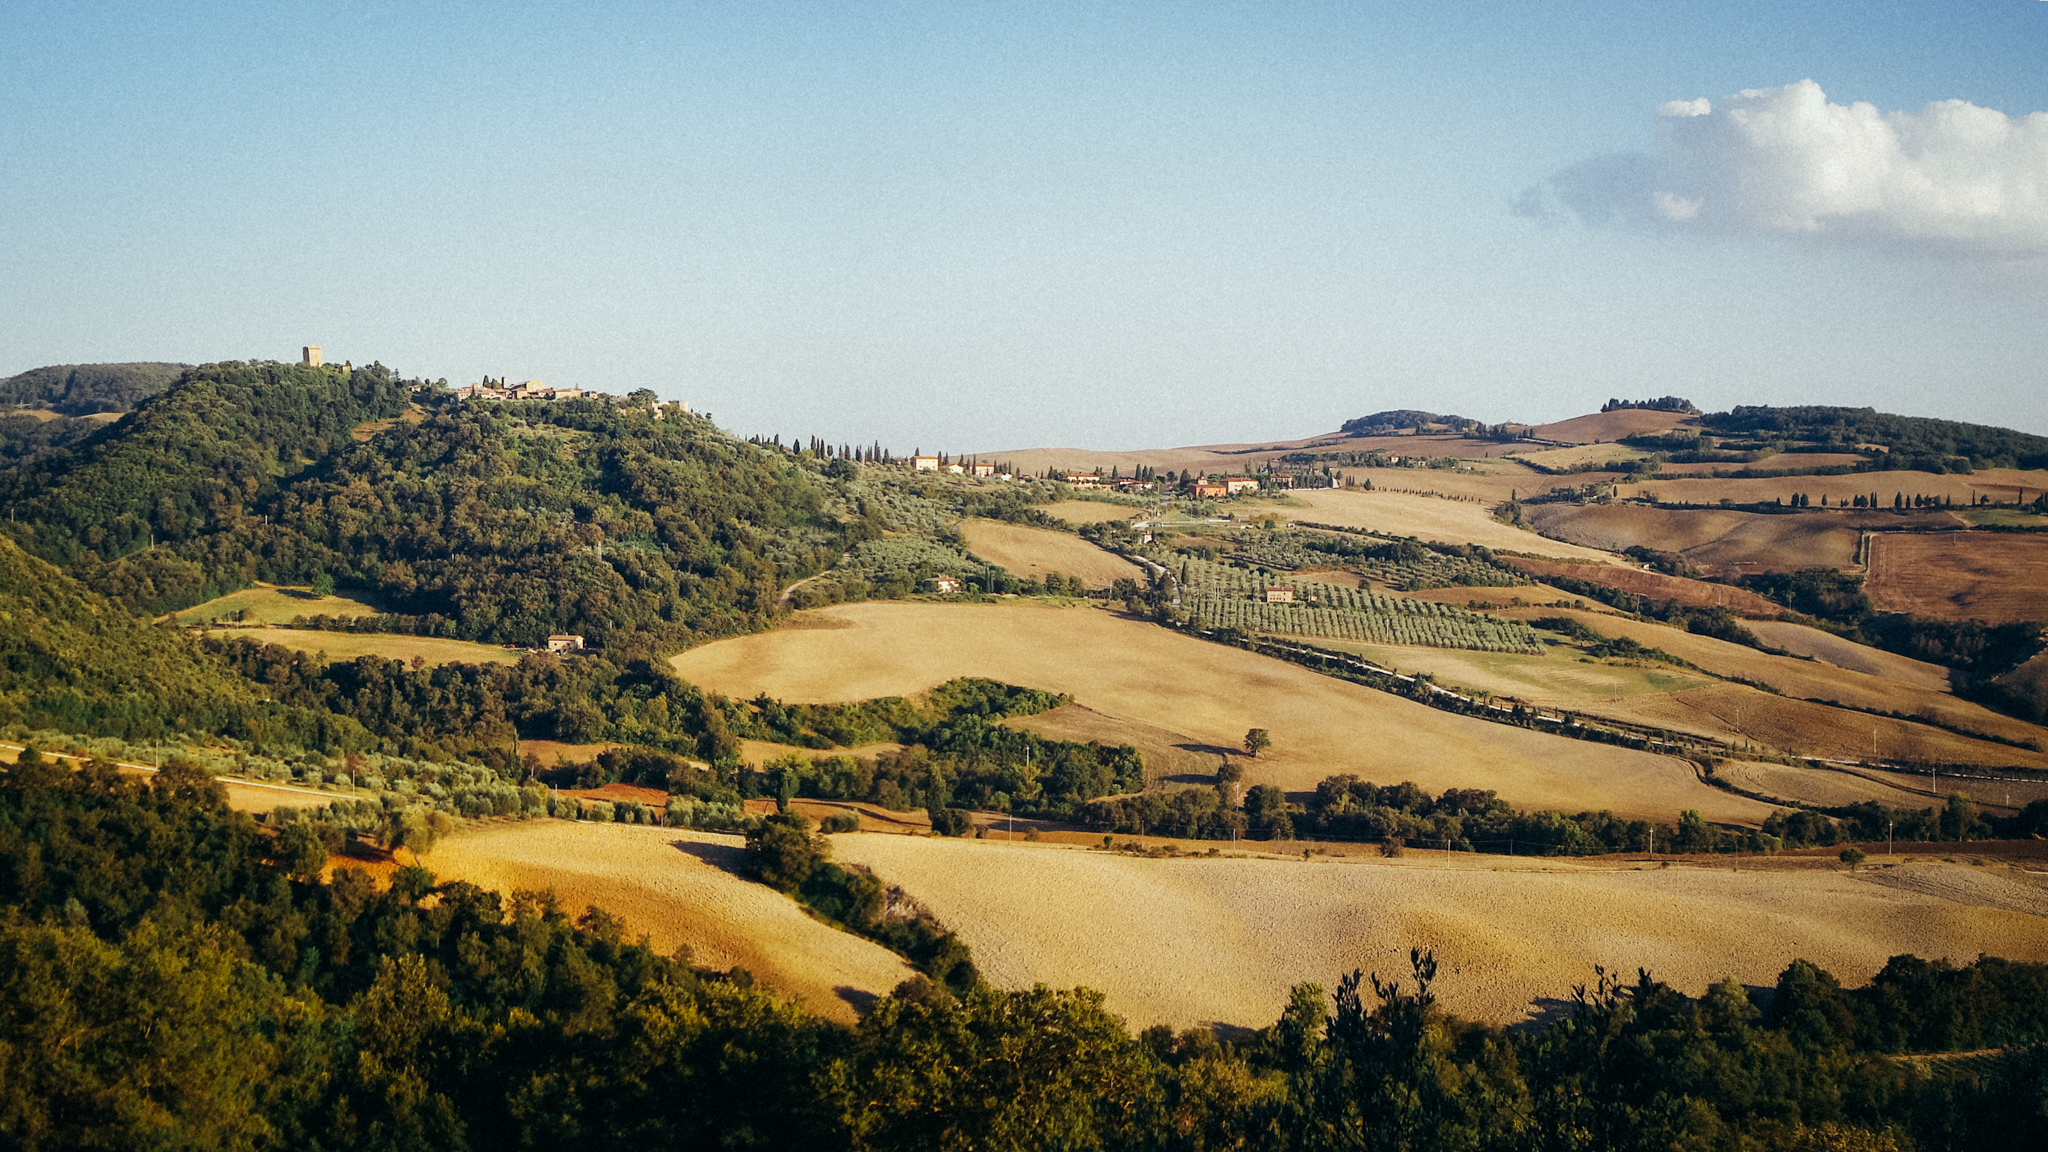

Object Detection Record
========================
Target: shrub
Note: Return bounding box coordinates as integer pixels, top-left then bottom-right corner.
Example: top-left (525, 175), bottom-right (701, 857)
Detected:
top-left (1839, 847), bottom-right (1867, 868)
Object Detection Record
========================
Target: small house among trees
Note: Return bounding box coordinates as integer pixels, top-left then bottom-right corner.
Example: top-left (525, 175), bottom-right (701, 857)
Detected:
top-left (925, 575), bottom-right (961, 594)
top-left (546, 634), bottom-right (586, 653)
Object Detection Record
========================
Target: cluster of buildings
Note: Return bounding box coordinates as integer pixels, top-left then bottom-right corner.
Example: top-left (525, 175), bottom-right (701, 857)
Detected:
top-left (451, 378), bottom-right (594, 402)
top-left (912, 455), bottom-right (1010, 479)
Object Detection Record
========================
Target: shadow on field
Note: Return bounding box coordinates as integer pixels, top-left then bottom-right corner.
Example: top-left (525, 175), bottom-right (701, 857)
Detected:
top-left (1175, 742), bottom-right (1243, 760)
top-left (836, 986), bottom-right (880, 1014)
top-left (669, 838), bottom-right (747, 873)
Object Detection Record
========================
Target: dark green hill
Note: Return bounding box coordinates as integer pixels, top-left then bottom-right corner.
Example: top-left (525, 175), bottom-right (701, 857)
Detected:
top-left (0, 361), bottom-right (186, 415)
top-left (0, 359), bottom-right (851, 645)
top-left (0, 359), bottom-right (412, 572)
top-left (1697, 406), bottom-right (2048, 469)
top-left (0, 535), bottom-right (364, 746)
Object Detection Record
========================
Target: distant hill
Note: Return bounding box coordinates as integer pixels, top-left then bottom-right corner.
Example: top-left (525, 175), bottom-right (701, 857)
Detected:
top-left (1699, 406), bottom-right (2048, 470)
top-left (0, 361), bottom-right (186, 416)
top-left (1339, 409), bottom-right (1483, 435)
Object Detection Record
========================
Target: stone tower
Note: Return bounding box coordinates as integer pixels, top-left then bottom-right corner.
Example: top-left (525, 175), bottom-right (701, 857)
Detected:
top-left (302, 345), bottom-right (323, 367)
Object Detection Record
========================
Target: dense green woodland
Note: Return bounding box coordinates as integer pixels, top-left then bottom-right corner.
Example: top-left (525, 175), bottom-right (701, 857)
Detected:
top-left (2, 770), bottom-right (2045, 1150)
top-left (0, 361), bottom-right (185, 415)
top-left (0, 360), bottom-right (853, 645)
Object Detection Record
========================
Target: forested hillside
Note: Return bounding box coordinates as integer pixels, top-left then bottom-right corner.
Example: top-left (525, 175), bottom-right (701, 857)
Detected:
top-left (0, 360), bottom-right (185, 414)
top-left (1699, 406), bottom-right (2048, 469)
top-left (0, 359), bottom-right (856, 644)
top-left (0, 537), bottom-right (366, 747)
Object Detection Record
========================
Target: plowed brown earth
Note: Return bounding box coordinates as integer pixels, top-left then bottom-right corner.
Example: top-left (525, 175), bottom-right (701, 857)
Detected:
top-left (1867, 532), bottom-right (2048, 624)
top-left (1527, 409), bottom-right (1697, 443)
top-left (1503, 557), bottom-right (1784, 615)
top-left (1631, 468), bottom-right (2048, 509)
top-left (833, 834), bottom-right (2048, 1030)
top-left (671, 601), bottom-right (1769, 824)
top-left (1524, 504), bottom-right (1956, 575)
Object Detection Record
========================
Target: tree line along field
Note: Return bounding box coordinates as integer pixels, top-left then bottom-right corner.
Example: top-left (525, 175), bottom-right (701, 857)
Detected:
top-left (1866, 531), bottom-right (2048, 624)
top-left (1628, 466), bottom-right (2048, 508)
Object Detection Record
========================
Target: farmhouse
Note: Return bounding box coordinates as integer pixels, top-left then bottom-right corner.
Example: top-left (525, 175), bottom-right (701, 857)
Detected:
top-left (970, 462), bottom-right (996, 477)
top-left (546, 634), bottom-right (586, 653)
top-left (1191, 481), bottom-right (1227, 499)
top-left (1223, 477), bottom-right (1260, 495)
top-left (925, 575), bottom-right (962, 594)
top-left (911, 455), bottom-right (940, 472)
top-left (1064, 472), bottom-right (1105, 489)
top-left (944, 463), bottom-right (966, 474)
top-left (1265, 586), bottom-right (1295, 603)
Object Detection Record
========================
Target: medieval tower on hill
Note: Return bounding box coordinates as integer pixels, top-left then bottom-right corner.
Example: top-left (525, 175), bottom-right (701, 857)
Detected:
top-left (302, 345), bottom-right (322, 367)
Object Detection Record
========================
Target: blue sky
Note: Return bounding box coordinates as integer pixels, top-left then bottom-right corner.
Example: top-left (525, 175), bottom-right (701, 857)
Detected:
top-left (4, 1), bottom-right (2045, 449)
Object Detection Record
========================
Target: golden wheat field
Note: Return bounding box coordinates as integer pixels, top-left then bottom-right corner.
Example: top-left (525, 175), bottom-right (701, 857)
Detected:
top-left (428, 821), bottom-right (915, 1024)
top-left (959, 520), bottom-right (1146, 588)
top-left (672, 600), bottom-right (1770, 824)
top-left (167, 583), bottom-right (384, 625)
top-left (1508, 443), bottom-right (1654, 471)
top-left (1266, 489), bottom-right (1618, 560)
top-left (1037, 499), bottom-right (1146, 524)
top-left (201, 627), bottom-right (524, 666)
top-left (832, 833), bottom-right (2048, 1029)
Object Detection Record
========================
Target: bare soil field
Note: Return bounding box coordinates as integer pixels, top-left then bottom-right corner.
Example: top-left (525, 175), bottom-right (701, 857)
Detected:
top-left (670, 601), bottom-right (1770, 824)
top-left (200, 627), bottom-right (523, 666)
top-left (1744, 621), bottom-right (1953, 692)
top-left (960, 520), bottom-right (1145, 589)
top-left (1631, 468), bottom-right (2048, 509)
top-left (1527, 409), bottom-right (1697, 443)
top-left (429, 821), bottom-right (915, 1024)
top-left (1492, 608), bottom-right (2048, 766)
top-left (167, 583), bottom-right (384, 625)
top-left (519, 739), bottom-right (620, 765)
top-left (1268, 489), bottom-right (1617, 560)
top-left (1503, 557), bottom-right (1784, 615)
top-left (1038, 499), bottom-right (1144, 524)
top-left (1867, 532), bottom-right (2048, 624)
top-left (1524, 504), bottom-right (1956, 574)
top-left (833, 834), bottom-right (2048, 1030)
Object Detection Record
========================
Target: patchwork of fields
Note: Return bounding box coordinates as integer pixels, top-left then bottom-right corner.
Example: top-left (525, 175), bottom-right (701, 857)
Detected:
top-left (670, 600), bottom-right (1769, 823)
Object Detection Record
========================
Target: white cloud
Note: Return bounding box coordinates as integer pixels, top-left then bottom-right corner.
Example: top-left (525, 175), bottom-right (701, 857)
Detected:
top-left (1522, 80), bottom-right (2048, 253)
